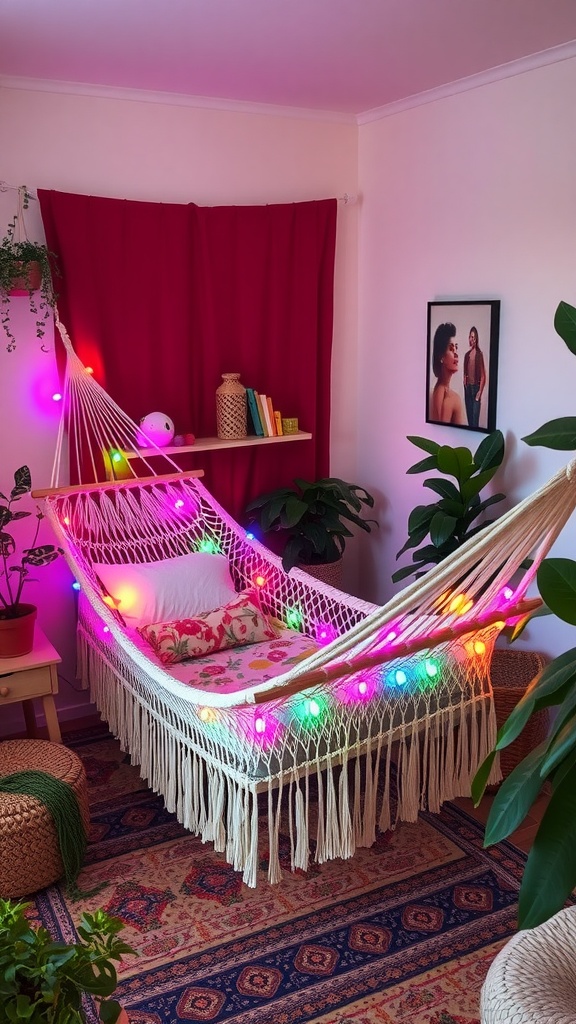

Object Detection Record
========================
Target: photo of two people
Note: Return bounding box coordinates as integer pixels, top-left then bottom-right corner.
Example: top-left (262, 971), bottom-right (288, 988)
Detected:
top-left (426, 300), bottom-right (500, 433)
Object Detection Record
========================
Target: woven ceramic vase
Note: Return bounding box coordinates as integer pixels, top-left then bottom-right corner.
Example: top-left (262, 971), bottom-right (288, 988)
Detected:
top-left (216, 373), bottom-right (247, 440)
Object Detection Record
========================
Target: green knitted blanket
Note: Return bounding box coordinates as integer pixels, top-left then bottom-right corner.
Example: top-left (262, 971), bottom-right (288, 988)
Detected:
top-left (0, 770), bottom-right (87, 888)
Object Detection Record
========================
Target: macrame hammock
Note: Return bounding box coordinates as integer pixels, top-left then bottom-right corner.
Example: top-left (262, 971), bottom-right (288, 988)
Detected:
top-left (37, 317), bottom-right (576, 886)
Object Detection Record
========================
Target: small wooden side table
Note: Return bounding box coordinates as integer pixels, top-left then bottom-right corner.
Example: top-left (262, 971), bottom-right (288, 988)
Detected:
top-left (0, 628), bottom-right (62, 743)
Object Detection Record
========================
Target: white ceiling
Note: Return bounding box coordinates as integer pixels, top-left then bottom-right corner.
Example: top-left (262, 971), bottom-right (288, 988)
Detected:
top-left (1, 0), bottom-right (576, 117)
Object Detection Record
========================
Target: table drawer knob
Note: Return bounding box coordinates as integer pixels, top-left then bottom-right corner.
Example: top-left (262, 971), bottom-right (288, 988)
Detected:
top-left (0, 686), bottom-right (10, 697)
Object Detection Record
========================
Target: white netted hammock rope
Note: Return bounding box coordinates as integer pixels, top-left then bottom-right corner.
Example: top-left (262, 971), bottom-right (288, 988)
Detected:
top-left (33, 314), bottom-right (576, 885)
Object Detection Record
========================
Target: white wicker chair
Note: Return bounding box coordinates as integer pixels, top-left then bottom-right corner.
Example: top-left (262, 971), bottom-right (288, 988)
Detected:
top-left (481, 905), bottom-right (576, 1022)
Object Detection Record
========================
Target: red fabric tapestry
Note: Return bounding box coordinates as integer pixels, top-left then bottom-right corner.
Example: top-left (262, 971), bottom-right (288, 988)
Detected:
top-left (38, 190), bottom-right (337, 522)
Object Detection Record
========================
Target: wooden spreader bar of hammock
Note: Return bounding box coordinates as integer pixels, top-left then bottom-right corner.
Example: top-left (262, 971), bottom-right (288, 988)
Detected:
top-left (32, 469), bottom-right (204, 499)
top-left (252, 597), bottom-right (542, 704)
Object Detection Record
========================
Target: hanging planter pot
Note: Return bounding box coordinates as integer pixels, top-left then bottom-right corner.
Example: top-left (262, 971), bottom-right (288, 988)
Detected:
top-left (0, 185), bottom-right (59, 351)
top-left (8, 259), bottom-right (43, 295)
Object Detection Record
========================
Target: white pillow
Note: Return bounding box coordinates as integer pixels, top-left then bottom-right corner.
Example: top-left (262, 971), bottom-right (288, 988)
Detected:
top-left (93, 552), bottom-right (237, 628)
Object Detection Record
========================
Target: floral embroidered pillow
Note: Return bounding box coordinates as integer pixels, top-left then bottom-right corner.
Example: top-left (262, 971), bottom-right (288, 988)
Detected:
top-left (138, 590), bottom-right (280, 665)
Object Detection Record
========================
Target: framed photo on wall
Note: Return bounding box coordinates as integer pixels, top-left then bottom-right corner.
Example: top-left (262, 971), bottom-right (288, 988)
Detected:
top-left (426, 300), bottom-right (500, 433)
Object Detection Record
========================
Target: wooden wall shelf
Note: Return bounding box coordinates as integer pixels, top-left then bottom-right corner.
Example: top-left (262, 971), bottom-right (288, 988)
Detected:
top-left (125, 430), bottom-right (312, 459)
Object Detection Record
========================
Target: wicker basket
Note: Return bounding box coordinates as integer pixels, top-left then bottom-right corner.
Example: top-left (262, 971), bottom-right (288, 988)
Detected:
top-left (0, 739), bottom-right (90, 898)
top-left (490, 649), bottom-right (549, 782)
top-left (299, 559), bottom-right (344, 590)
top-left (216, 372), bottom-right (247, 440)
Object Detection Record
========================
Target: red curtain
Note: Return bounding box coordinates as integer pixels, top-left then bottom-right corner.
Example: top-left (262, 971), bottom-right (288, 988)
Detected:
top-left (38, 190), bottom-right (336, 523)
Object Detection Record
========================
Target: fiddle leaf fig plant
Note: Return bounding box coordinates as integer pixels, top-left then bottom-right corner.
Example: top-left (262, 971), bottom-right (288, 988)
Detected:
top-left (392, 430), bottom-right (506, 583)
top-left (473, 299), bottom-right (576, 930)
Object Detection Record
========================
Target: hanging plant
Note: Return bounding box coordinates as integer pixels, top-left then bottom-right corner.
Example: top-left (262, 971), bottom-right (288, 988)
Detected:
top-left (0, 185), bottom-right (59, 352)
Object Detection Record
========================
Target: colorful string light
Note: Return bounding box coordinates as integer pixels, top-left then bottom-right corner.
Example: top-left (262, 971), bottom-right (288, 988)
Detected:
top-left (315, 621), bottom-right (338, 645)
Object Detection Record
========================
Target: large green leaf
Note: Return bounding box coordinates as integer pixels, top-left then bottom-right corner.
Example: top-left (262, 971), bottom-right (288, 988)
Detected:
top-left (407, 504), bottom-right (436, 533)
top-left (437, 446), bottom-right (474, 482)
top-left (521, 647), bottom-right (576, 704)
top-left (522, 417), bottom-right (576, 450)
top-left (430, 510), bottom-right (457, 547)
top-left (473, 430), bottom-right (505, 473)
top-left (437, 498), bottom-right (467, 518)
top-left (10, 465), bottom-right (31, 498)
top-left (389, 561), bottom-right (422, 585)
top-left (423, 477), bottom-right (461, 502)
top-left (301, 521), bottom-right (333, 552)
top-left (491, 655), bottom-right (576, 753)
top-left (471, 751), bottom-right (497, 805)
top-left (517, 759), bottom-right (576, 928)
top-left (539, 712), bottom-right (576, 778)
top-left (494, 695), bottom-right (539, 751)
top-left (537, 558), bottom-right (576, 624)
top-left (464, 493), bottom-right (506, 525)
top-left (396, 524), bottom-right (431, 559)
top-left (282, 535), bottom-right (307, 571)
top-left (407, 435), bottom-right (441, 456)
top-left (407, 455), bottom-right (438, 475)
top-left (392, 563), bottom-right (424, 583)
top-left (554, 300), bottom-right (576, 355)
top-left (483, 740), bottom-right (549, 846)
top-left (460, 467), bottom-right (498, 503)
top-left (279, 495), bottom-right (309, 529)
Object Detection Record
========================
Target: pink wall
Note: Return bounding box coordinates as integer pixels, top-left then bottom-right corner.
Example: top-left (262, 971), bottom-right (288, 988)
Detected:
top-left (0, 85), bottom-right (358, 736)
top-left (356, 55), bottom-right (576, 660)
top-left (3, 52), bottom-right (574, 738)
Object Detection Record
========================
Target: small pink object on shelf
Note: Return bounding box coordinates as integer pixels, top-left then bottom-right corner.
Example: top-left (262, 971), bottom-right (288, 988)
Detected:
top-left (184, 433), bottom-right (196, 445)
top-left (136, 412), bottom-right (175, 448)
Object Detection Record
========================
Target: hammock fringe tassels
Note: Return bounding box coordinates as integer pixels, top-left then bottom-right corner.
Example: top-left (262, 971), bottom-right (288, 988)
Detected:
top-left (34, 315), bottom-right (576, 885)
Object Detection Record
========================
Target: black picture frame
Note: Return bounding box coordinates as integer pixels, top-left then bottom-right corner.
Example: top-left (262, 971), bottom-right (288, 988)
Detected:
top-left (426, 300), bottom-right (500, 433)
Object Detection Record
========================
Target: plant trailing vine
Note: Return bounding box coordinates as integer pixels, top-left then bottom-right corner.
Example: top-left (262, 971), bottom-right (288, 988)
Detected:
top-left (0, 185), bottom-right (59, 352)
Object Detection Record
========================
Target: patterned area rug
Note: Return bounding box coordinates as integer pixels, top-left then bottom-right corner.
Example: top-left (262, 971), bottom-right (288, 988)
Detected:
top-left (31, 729), bottom-right (525, 1024)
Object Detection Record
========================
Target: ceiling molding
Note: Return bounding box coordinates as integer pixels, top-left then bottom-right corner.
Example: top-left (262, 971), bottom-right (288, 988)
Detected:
top-left (0, 75), bottom-right (356, 124)
top-left (357, 39), bottom-right (576, 125)
top-left (1, 37), bottom-right (574, 125)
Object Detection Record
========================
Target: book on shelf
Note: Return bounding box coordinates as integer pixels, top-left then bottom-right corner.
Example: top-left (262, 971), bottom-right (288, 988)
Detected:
top-left (254, 392), bottom-right (269, 436)
top-left (246, 388), bottom-right (264, 436)
top-left (266, 396), bottom-right (277, 436)
top-left (259, 395), bottom-right (275, 437)
top-left (273, 410), bottom-right (283, 435)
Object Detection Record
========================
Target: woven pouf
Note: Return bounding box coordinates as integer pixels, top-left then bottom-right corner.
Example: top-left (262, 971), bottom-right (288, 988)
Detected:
top-left (0, 739), bottom-right (90, 898)
top-left (480, 905), bottom-right (576, 1022)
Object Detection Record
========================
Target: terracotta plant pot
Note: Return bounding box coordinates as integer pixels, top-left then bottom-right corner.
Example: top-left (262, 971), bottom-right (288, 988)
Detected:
top-left (0, 604), bottom-right (37, 657)
top-left (9, 260), bottom-right (42, 295)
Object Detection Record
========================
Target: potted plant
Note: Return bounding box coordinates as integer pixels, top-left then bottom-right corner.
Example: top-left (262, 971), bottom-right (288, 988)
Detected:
top-left (392, 429), bottom-right (506, 584)
top-left (0, 186), bottom-right (59, 352)
top-left (472, 299), bottom-right (576, 930)
top-left (0, 897), bottom-right (134, 1023)
top-left (245, 476), bottom-right (377, 584)
top-left (0, 466), bottom-right (62, 657)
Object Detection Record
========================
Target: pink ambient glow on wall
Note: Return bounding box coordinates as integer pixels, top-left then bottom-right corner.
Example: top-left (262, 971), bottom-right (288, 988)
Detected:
top-left (28, 362), bottom-right (64, 418)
